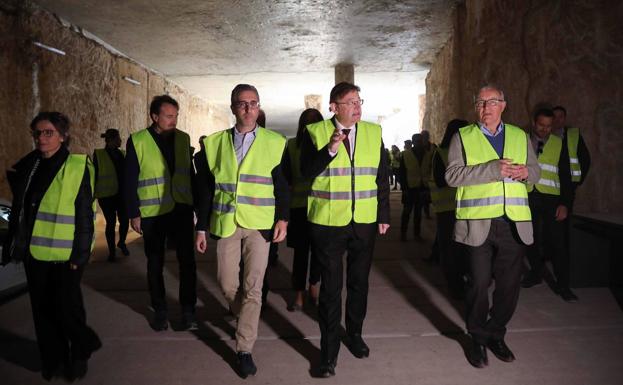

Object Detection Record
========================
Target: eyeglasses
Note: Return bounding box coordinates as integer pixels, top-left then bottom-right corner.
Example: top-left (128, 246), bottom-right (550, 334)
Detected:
top-left (335, 99), bottom-right (364, 107)
top-left (475, 99), bottom-right (505, 108)
top-left (234, 101), bottom-right (260, 110)
top-left (31, 129), bottom-right (57, 138)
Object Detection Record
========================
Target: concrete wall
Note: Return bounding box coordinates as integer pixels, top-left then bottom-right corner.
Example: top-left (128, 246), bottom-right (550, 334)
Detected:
top-left (422, 0), bottom-right (623, 214)
top-left (0, 2), bottom-right (231, 200)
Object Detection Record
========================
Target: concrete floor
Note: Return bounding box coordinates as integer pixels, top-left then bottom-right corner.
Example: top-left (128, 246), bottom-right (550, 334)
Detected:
top-left (2, 192), bottom-right (623, 384)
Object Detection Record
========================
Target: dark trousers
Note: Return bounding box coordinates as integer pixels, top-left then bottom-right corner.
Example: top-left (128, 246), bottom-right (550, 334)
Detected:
top-left (24, 256), bottom-right (101, 371)
top-left (437, 211), bottom-right (465, 295)
top-left (526, 194), bottom-right (569, 289)
top-left (465, 220), bottom-right (525, 344)
top-left (310, 222), bottom-right (377, 363)
top-left (98, 195), bottom-right (129, 257)
top-left (401, 187), bottom-right (426, 236)
top-left (141, 204), bottom-right (196, 314)
top-left (289, 208), bottom-right (320, 291)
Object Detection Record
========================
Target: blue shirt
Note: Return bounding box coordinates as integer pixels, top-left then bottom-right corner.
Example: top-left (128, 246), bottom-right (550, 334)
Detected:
top-left (232, 125), bottom-right (258, 164)
top-left (479, 122), bottom-right (505, 158)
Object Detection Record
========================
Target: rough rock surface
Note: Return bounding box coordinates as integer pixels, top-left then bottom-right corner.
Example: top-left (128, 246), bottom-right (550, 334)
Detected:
top-left (0, 2), bottom-right (231, 200)
top-left (422, 0), bottom-right (623, 215)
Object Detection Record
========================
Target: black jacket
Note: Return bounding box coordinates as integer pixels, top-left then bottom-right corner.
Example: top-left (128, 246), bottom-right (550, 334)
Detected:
top-left (300, 117), bottom-right (390, 225)
top-left (2, 146), bottom-right (94, 266)
top-left (194, 128), bottom-right (290, 241)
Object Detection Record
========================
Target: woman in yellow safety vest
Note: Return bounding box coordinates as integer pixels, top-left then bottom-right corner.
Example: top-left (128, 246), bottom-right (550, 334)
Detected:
top-left (1, 112), bottom-right (100, 381)
top-left (283, 108), bottom-right (324, 311)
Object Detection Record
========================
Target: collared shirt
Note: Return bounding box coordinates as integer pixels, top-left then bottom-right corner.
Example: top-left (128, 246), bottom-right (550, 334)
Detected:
top-left (233, 124), bottom-right (258, 164)
top-left (328, 119), bottom-right (356, 158)
top-left (530, 133), bottom-right (549, 155)
top-left (478, 121), bottom-right (505, 158)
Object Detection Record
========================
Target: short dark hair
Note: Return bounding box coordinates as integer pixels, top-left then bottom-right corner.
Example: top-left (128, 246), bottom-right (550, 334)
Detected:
top-left (231, 84), bottom-right (259, 106)
top-left (30, 111), bottom-right (70, 146)
top-left (296, 108), bottom-right (324, 145)
top-left (533, 108), bottom-right (554, 123)
top-left (440, 119), bottom-right (469, 148)
top-left (149, 95), bottom-right (179, 120)
top-left (330, 82), bottom-right (360, 103)
top-left (552, 105), bottom-right (567, 116)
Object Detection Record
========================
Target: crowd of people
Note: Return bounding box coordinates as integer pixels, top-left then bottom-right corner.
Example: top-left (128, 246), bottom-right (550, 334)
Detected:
top-left (1, 82), bottom-right (590, 380)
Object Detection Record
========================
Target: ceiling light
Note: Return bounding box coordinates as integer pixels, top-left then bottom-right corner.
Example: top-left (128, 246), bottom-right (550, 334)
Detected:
top-left (32, 41), bottom-right (66, 56)
top-left (122, 76), bottom-right (141, 86)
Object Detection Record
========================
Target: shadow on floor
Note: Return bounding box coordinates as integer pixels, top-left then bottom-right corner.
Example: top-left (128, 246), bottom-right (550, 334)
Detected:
top-left (0, 328), bottom-right (41, 372)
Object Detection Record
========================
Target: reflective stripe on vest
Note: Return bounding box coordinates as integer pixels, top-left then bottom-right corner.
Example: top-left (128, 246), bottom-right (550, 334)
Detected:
top-left (94, 149), bottom-right (118, 198)
top-left (307, 119), bottom-right (381, 226)
top-left (287, 138), bottom-right (312, 209)
top-left (528, 135), bottom-right (562, 195)
top-left (455, 124), bottom-right (531, 221)
top-left (428, 147), bottom-right (456, 213)
top-left (30, 154), bottom-right (96, 261)
top-left (566, 127), bottom-right (582, 182)
top-left (205, 127), bottom-right (286, 237)
top-left (132, 128), bottom-right (193, 218)
top-left (403, 149), bottom-right (432, 188)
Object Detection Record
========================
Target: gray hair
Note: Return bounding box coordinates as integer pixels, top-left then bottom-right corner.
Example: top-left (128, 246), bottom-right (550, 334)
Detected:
top-left (475, 84), bottom-right (505, 101)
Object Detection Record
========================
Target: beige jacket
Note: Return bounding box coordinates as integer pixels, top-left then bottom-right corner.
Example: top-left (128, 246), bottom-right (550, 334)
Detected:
top-left (445, 127), bottom-right (540, 247)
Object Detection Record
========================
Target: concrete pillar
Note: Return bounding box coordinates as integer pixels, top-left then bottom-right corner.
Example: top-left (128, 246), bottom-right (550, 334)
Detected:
top-left (304, 94), bottom-right (322, 110)
top-left (335, 63), bottom-right (354, 84)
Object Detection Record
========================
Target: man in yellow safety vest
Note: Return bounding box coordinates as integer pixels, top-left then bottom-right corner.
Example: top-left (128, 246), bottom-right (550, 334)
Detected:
top-left (446, 85), bottom-right (540, 368)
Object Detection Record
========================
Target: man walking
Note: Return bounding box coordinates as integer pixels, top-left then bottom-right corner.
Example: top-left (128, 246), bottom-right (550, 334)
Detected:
top-left (125, 95), bottom-right (197, 332)
top-left (194, 84), bottom-right (289, 378)
top-left (301, 82), bottom-right (390, 377)
top-left (445, 85), bottom-right (540, 368)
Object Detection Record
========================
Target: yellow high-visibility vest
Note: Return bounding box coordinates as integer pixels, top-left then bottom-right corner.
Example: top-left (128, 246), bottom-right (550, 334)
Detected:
top-left (306, 119), bottom-right (381, 226)
top-left (566, 127), bottom-right (582, 182)
top-left (455, 124), bottom-right (531, 221)
top-left (94, 148), bottom-right (120, 198)
top-left (204, 127), bottom-right (287, 238)
top-left (528, 135), bottom-right (562, 195)
top-left (132, 128), bottom-right (193, 218)
top-left (30, 154), bottom-right (96, 261)
top-left (403, 149), bottom-right (432, 188)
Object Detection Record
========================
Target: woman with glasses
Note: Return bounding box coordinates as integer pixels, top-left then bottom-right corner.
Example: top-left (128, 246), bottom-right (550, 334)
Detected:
top-left (1, 112), bottom-right (101, 381)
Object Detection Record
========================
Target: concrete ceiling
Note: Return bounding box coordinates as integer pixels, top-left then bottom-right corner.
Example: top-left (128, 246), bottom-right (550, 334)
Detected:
top-left (34, 0), bottom-right (458, 139)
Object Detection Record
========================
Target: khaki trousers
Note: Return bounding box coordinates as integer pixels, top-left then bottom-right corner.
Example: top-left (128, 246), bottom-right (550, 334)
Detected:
top-left (216, 227), bottom-right (270, 352)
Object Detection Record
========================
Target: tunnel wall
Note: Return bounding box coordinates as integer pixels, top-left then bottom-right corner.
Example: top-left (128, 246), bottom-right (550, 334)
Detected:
top-left (0, 2), bottom-right (231, 200)
top-left (422, 0), bottom-right (623, 215)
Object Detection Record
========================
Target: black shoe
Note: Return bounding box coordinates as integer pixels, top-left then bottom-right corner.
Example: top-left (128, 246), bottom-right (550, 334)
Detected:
top-left (560, 288), bottom-right (579, 302)
top-left (347, 333), bottom-right (370, 358)
top-left (400, 233), bottom-right (407, 242)
top-left (41, 363), bottom-right (64, 381)
top-left (287, 301), bottom-right (303, 312)
top-left (521, 272), bottom-right (543, 288)
top-left (106, 254), bottom-right (116, 262)
top-left (151, 312), bottom-right (168, 331)
top-left (486, 339), bottom-right (515, 362)
top-left (317, 360), bottom-right (336, 378)
top-left (117, 243), bottom-right (130, 256)
top-left (181, 312), bottom-right (198, 331)
top-left (70, 359), bottom-right (89, 380)
top-left (237, 352), bottom-right (257, 378)
top-left (467, 340), bottom-right (488, 368)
